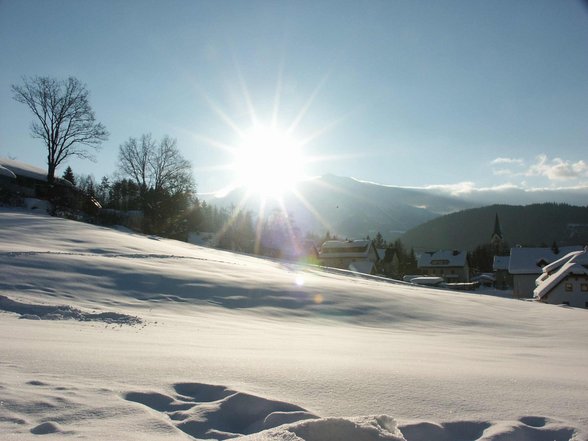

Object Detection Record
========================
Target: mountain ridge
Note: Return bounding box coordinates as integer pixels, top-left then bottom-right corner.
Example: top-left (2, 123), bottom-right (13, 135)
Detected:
top-left (206, 174), bottom-right (588, 241)
top-left (400, 203), bottom-right (588, 252)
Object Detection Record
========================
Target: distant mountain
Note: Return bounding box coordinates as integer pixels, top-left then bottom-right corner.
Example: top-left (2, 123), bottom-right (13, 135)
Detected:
top-left (400, 203), bottom-right (588, 252)
top-left (208, 175), bottom-right (474, 240)
top-left (206, 175), bottom-right (588, 242)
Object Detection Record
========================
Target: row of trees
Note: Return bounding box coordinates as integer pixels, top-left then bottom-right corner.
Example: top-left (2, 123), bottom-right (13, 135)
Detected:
top-left (11, 75), bottom-right (203, 238)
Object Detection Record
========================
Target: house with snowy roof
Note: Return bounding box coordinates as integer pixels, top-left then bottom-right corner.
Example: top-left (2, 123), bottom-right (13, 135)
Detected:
top-left (0, 157), bottom-right (73, 193)
top-left (492, 255), bottom-right (511, 289)
top-left (508, 246), bottom-right (584, 298)
top-left (534, 247), bottom-right (588, 308)
top-left (0, 157), bottom-right (102, 214)
top-left (417, 250), bottom-right (469, 283)
top-left (319, 240), bottom-right (379, 275)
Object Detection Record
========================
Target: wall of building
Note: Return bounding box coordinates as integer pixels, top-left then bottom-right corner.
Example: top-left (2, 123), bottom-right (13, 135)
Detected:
top-left (421, 266), bottom-right (469, 283)
top-left (543, 275), bottom-right (588, 308)
top-left (512, 274), bottom-right (538, 298)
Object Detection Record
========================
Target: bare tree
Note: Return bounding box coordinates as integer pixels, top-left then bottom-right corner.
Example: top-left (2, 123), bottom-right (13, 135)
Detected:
top-left (151, 136), bottom-right (193, 193)
top-left (11, 76), bottom-right (109, 182)
top-left (117, 134), bottom-right (194, 194)
top-left (118, 134), bottom-right (155, 191)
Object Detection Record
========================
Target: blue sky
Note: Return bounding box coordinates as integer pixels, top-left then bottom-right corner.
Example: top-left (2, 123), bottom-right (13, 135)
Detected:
top-left (1, 0), bottom-right (587, 195)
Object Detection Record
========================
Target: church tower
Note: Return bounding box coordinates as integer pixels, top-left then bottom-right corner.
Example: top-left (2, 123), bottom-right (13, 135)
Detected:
top-left (490, 213), bottom-right (503, 248)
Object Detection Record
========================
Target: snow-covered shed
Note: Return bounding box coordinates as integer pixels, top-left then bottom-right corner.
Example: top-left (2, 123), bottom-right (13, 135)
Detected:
top-left (534, 248), bottom-right (588, 308)
top-left (508, 246), bottom-right (584, 298)
top-left (417, 250), bottom-right (469, 283)
top-left (319, 240), bottom-right (379, 275)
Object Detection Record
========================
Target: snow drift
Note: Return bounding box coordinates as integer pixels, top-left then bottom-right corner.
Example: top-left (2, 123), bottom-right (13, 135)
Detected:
top-left (0, 209), bottom-right (586, 440)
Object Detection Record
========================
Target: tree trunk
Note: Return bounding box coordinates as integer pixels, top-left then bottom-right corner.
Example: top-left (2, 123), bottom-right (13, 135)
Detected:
top-left (47, 163), bottom-right (56, 183)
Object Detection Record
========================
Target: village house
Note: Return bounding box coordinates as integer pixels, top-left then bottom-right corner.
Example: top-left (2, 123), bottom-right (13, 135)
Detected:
top-left (417, 250), bottom-right (469, 283)
top-left (319, 239), bottom-right (379, 275)
top-left (0, 157), bottom-right (73, 196)
top-left (508, 246), bottom-right (584, 298)
top-left (534, 247), bottom-right (588, 308)
top-left (492, 255), bottom-right (511, 289)
top-left (0, 157), bottom-right (103, 216)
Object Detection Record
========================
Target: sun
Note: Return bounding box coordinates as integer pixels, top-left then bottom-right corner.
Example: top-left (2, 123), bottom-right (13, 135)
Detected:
top-left (232, 124), bottom-right (306, 198)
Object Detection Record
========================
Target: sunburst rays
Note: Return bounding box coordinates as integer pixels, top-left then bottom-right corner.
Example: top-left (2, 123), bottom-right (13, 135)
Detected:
top-left (184, 56), bottom-right (366, 255)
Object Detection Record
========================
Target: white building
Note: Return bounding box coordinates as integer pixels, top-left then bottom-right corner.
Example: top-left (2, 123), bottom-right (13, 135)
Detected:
top-left (492, 255), bottom-right (511, 289)
top-left (508, 246), bottom-right (583, 298)
top-left (417, 250), bottom-right (469, 283)
top-left (319, 240), bottom-right (379, 275)
top-left (534, 248), bottom-right (588, 308)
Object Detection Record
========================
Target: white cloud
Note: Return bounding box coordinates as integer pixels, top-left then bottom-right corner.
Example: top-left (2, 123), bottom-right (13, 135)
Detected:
top-left (526, 154), bottom-right (588, 181)
top-left (490, 157), bottom-right (525, 178)
top-left (490, 157), bottom-right (524, 165)
top-left (492, 168), bottom-right (516, 177)
top-left (420, 182), bottom-right (476, 196)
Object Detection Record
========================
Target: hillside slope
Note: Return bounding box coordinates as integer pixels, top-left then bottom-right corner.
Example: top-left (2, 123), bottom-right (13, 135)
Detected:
top-left (1, 209), bottom-right (587, 440)
top-left (400, 203), bottom-right (588, 251)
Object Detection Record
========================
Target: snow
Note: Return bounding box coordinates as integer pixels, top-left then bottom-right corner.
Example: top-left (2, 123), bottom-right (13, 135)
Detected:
top-left (492, 255), bottom-right (509, 271)
top-left (540, 248), bottom-right (588, 278)
top-left (0, 157), bottom-right (73, 186)
top-left (0, 157), bottom-right (49, 182)
top-left (417, 250), bottom-right (467, 268)
top-left (1, 208), bottom-right (587, 440)
top-left (321, 239), bottom-right (371, 250)
top-left (348, 260), bottom-right (375, 274)
top-left (0, 163), bottom-right (17, 178)
top-left (409, 276), bottom-right (444, 286)
top-left (534, 262), bottom-right (588, 300)
top-left (508, 246), bottom-right (584, 275)
top-left (319, 240), bottom-right (375, 259)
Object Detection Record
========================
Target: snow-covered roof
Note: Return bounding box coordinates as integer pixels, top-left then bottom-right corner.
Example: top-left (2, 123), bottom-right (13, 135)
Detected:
top-left (536, 247), bottom-right (588, 285)
top-left (0, 157), bottom-right (73, 186)
top-left (472, 273), bottom-right (496, 282)
top-left (322, 239), bottom-right (370, 250)
top-left (492, 255), bottom-right (510, 271)
top-left (0, 157), bottom-right (48, 181)
top-left (410, 276), bottom-right (444, 286)
top-left (541, 247), bottom-right (588, 275)
top-left (348, 260), bottom-right (375, 274)
top-left (320, 240), bottom-right (375, 259)
top-left (0, 164), bottom-right (16, 179)
top-left (508, 246), bottom-right (584, 275)
top-left (417, 250), bottom-right (467, 268)
top-left (376, 248), bottom-right (387, 258)
top-left (534, 261), bottom-right (588, 300)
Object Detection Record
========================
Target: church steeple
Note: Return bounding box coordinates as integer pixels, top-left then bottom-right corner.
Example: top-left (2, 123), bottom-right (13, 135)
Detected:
top-left (491, 213), bottom-right (503, 244)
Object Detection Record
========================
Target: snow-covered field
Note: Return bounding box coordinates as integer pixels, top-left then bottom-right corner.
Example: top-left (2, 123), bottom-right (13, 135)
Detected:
top-left (1, 209), bottom-right (586, 440)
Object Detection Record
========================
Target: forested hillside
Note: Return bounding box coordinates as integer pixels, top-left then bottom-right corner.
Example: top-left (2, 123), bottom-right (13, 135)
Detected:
top-left (400, 203), bottom-right (588, 252)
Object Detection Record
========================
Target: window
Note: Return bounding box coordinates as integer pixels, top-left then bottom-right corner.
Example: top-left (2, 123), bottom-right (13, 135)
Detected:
top-left (565, 283), bottom-right (573, 292)
top-left (581, 283), bottom-right (588, 292)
